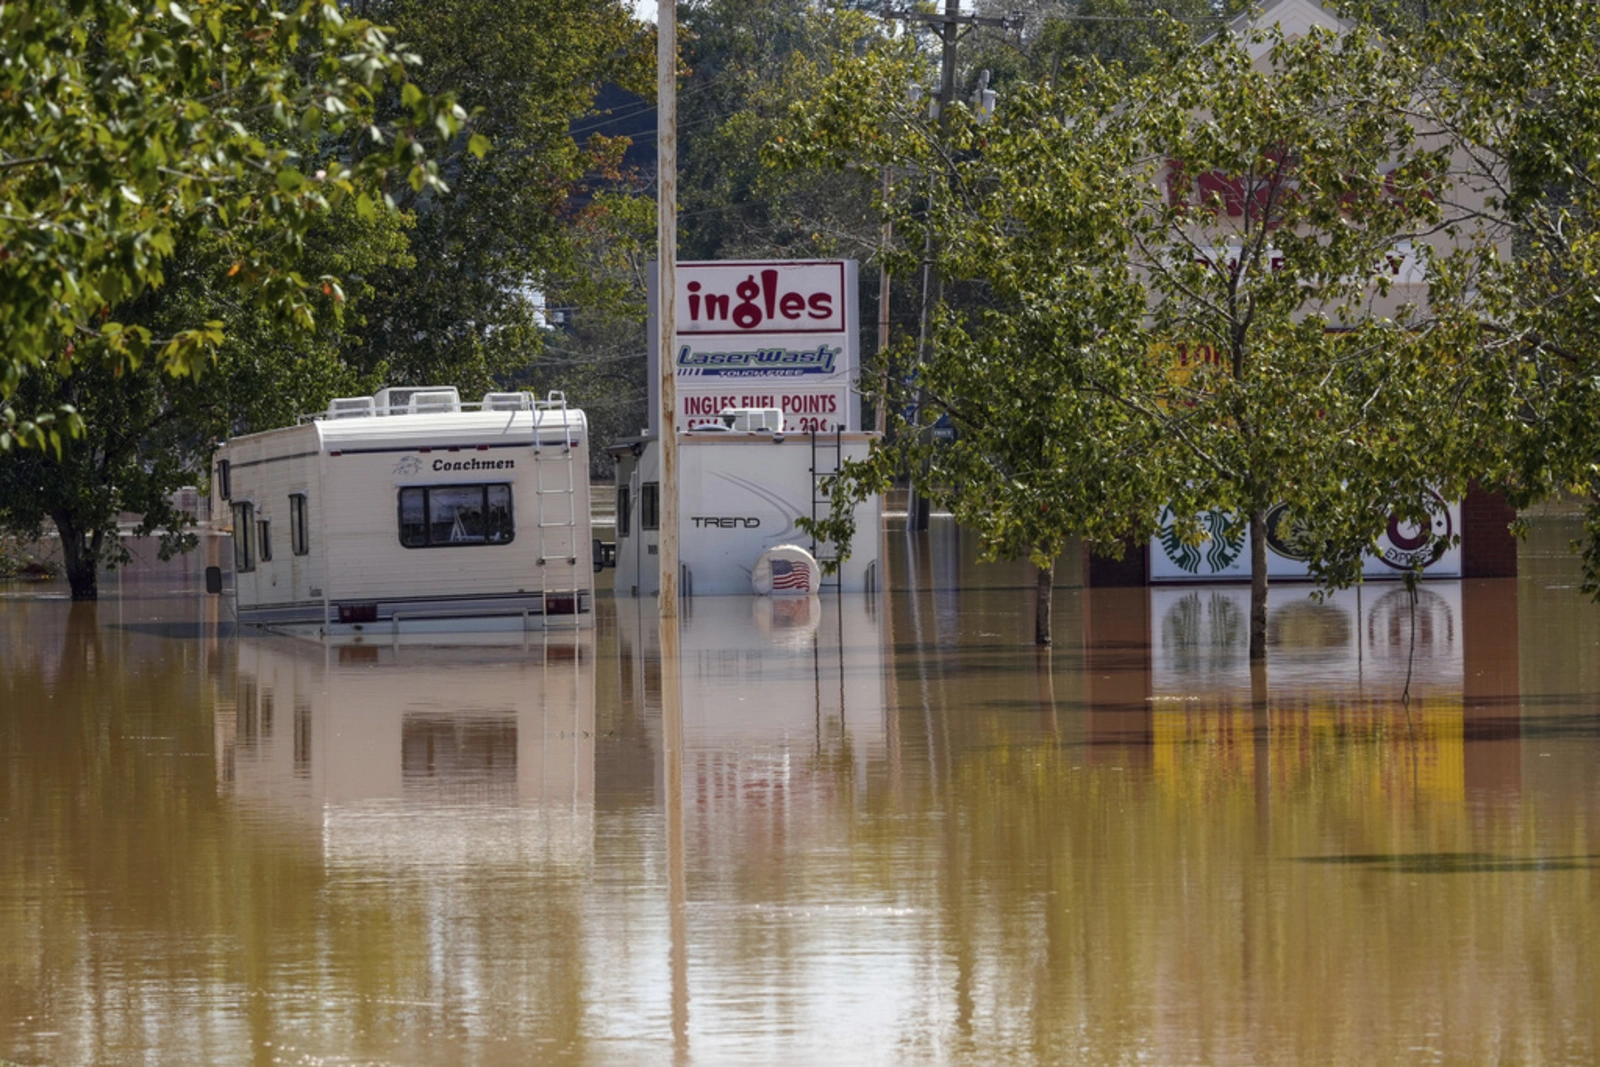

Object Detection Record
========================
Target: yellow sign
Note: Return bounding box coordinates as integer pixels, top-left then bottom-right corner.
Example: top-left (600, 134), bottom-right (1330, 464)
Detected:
top-left (1152, 340), bottom-right (1228, 391)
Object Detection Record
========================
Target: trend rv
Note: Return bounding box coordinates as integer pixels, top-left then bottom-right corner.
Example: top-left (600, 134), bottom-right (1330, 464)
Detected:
top-left (209, 387), bottom-right (594, 635)
top-left (605, 409), bottom-right (881, 597)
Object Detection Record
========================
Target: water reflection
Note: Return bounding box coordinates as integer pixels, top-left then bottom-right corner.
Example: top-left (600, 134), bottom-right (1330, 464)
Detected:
top-left (616, 594), bottom-right (888, 760)
top-left (2, 517), bottom-right (1598, 1065)
top-left (1075, 581), bottom-right (1527, 807)
top-left (221, 634), bottom-right (595, 869)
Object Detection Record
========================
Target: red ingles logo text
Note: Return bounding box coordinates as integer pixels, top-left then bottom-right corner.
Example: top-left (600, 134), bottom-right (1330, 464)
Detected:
top-left (679, 264), bottom-right (844, 333)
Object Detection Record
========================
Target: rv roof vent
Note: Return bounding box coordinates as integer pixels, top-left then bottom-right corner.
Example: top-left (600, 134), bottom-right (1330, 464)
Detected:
top-left (406, 388), bottom-right (461, 415)
top-left (483, 391), bottom-right (532, 411)
top-left (326, 396), bottom-right (376, 419)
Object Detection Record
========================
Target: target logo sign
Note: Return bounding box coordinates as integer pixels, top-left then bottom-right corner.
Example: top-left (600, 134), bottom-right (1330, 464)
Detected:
top-left (1378, 492), bottom-right (1453, 570)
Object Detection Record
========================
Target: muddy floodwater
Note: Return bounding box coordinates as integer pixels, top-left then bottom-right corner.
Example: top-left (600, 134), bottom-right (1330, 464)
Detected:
top-left (3, 515), bottom-right (1599, 1065)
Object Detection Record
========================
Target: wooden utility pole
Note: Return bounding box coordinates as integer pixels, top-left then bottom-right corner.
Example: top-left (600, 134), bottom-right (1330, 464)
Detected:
top-left (658, 0), bottom-right (679, 619)
top-left (877, 167), bottom-right (891, 437)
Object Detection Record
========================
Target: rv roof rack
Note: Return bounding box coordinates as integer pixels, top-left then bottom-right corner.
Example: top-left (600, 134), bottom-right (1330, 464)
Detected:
top-left (308, 385), bottom-right (573, 422)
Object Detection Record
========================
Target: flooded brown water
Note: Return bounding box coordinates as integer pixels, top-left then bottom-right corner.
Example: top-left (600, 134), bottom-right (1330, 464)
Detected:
top-left (3, 516), bottom-right (1598, 1065)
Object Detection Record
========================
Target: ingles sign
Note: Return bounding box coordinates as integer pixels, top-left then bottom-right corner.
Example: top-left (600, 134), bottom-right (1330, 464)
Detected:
top-left (651, 260), bottom-right (860, 433)
top-left (677, 263), bottom-right (846, 334)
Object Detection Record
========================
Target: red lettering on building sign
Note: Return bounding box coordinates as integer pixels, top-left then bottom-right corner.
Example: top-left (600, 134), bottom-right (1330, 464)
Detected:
top-left (1173, 342), bottom-right (1225, 369)
top-left (682, 395), bottom-right (741, 416)
top-left (780, 394), bottom-right (837, 414)
top-left (686, 269), bottom-right (834, 329)
top-left (1192, 248), bottom-right (1287, 274)
top-left (1167, 158), bottom-right (1297, 228)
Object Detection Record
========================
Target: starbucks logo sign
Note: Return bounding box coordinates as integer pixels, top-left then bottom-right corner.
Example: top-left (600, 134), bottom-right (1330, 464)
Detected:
top-left (1157, 505), bottom-right (1246, 575)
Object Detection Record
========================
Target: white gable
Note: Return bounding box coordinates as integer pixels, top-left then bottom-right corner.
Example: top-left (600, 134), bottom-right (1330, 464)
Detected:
top-left (1227, 0), bottom-right (1352, 61)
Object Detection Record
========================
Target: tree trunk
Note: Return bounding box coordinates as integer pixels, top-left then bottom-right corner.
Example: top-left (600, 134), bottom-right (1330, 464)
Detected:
top-left (1034, 556), bottom-right (1054, 646)
top-left (53, 512), bottom-right (100, 601)
top-left (1249, 505), bottom-right (1268, 660)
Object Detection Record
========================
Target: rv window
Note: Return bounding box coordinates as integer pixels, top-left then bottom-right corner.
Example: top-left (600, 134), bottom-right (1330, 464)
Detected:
top-left (616, 485), bottom-right (631, 537)
top-left (398, 484), bottom-right (514, 548)
top-left (641, 482), bottom-right (660, 531)
top-left (289, 493), bottom-right (309, 556)
top-left (216, 459), bottom-right (232, 502)
top-left (232, 502), bottom-right (255, 572)
top-left (257, 519), bottom-right (272, 562)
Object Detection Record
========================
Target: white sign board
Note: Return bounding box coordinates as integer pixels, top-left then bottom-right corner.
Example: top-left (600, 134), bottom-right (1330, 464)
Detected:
top-left (650, 260), bottom-right (860, 434)
top-left (1150, 495), bottom-right (1462, 581)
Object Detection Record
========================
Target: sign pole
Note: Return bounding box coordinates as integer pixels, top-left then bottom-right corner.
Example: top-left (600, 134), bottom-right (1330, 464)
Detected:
top-left (658, 0), bottom-right (679, 619)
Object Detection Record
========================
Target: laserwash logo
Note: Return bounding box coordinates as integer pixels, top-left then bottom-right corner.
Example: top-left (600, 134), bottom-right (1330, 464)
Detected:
top-left (675, 344), bottom-right (840, 378)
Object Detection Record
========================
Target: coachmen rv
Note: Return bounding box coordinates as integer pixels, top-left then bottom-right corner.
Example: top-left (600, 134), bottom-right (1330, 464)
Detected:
top-left (605, 418), bottom-right (882, 597)
top-left (209, 388), bottom-right (594, 636)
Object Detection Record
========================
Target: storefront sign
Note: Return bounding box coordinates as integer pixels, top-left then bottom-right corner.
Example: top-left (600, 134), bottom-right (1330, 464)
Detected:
top-left (1150, 494), bottom-right (1462, 582)
top-left (650, 260), bottom-right (861, 433)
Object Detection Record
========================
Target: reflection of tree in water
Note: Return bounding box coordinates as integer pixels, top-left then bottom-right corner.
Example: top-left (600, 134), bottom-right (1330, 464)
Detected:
top-left (1161, 591), bottom-right (1245, 673)
top-left (1268, 599), bottom-right (1352, 651)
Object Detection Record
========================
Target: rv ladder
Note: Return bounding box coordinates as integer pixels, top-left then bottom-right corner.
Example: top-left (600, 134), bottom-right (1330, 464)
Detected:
top-left (809, 428), bottom-right (844, 593)
top-left (533, 392), bottom-right (581, 627)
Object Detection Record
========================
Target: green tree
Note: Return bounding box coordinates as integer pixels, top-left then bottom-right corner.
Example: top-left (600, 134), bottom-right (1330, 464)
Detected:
top-left (1121, 21), bottom-right (1462, 659)
top-left (783, 17), bottom-right (1468, 652)
top-left (677, 0), bottom-right (890, 263)
top-left (969, 0), bottom-right (1244, 86)
top-left (348, 0), bottom-right (655, 394)
top-left (0, 0), bottom-right (464, 450)
top-left (773, 39), bottom-right (1155, 645)
top-left (0, 208), bottom-right (411, 599)
top-left (1395, 1), bottom-right (1600, 592)
top-left (683, 0), bottom-right (910, 422)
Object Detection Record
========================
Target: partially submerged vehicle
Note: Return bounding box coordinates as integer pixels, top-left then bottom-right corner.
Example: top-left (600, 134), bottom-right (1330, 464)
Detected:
top-left (605, 410), bottom-right (882, 597)
top-left (208, 387), bottom-right (594, 636)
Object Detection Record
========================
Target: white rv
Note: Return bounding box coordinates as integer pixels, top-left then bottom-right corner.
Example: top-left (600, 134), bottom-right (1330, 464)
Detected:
top-left (605, 419), bottom-right (882, 597)
top-left (210, 387), bottom-right (594, 635)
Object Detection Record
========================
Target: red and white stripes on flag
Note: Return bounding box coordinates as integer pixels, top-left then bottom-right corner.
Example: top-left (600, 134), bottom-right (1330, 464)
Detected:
top-left (770, 558), bottom-right (811, 591)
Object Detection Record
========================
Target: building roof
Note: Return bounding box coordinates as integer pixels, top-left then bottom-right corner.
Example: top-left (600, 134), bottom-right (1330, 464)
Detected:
top-left (1222, 0), bottom-right (1354, 60)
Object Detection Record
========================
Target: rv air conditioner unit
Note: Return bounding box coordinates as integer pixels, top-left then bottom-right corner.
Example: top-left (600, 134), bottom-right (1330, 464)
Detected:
top-left (483, 392), bottom-right (533, 411)
top-left (693, 407), bottom-right (782, 433)
top-left (326, 396), bottom-right (376, 420)
top-left (407, 389), bottom-right (461, 414)
top-left (737, 408), bottom-right (782, 433)
top-left (371, 386), bottom-right (460, 416)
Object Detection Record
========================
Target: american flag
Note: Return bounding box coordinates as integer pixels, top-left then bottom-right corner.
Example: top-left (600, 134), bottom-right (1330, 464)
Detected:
top-left (771, 558), bottom-right (811, 591)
